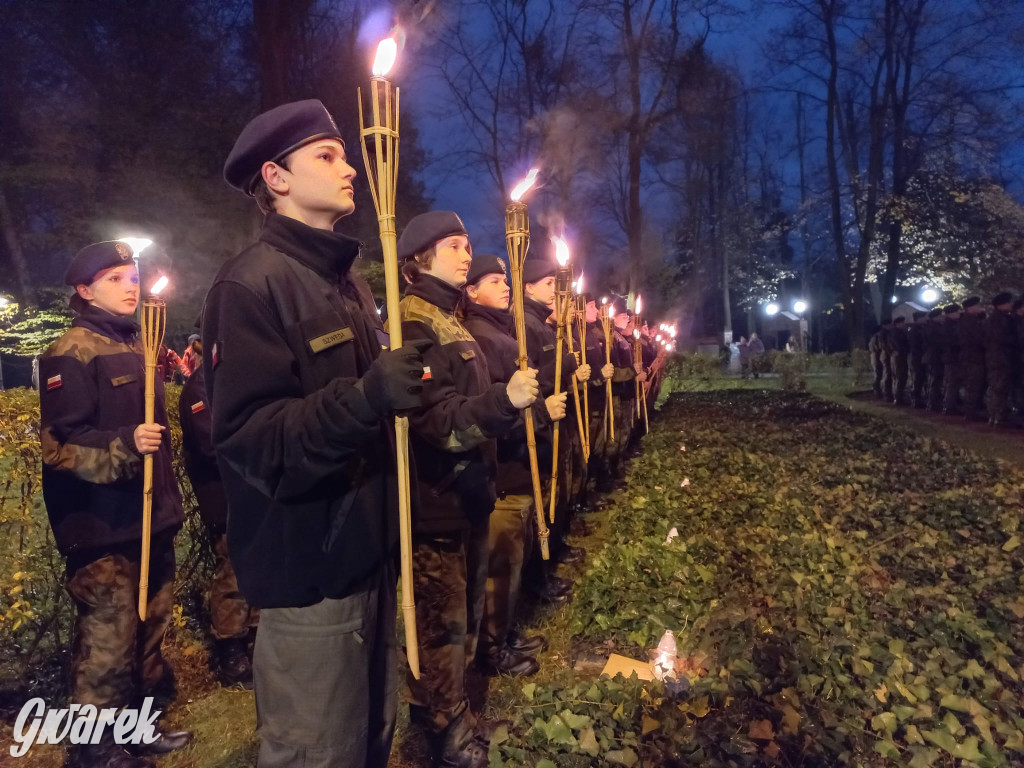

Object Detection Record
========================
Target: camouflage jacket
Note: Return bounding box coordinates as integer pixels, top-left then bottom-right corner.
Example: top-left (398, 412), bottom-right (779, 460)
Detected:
top-left (401, 275), bottom-right (519, 533)
top-left (39, 305), bottom-right (183, 557)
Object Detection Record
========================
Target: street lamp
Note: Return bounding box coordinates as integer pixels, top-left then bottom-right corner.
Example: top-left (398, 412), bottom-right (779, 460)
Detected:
top-left (793, 300), bottom-right (808, 314)
top-left (765, 302), bottom-right (780, 316)
top-left (921, 288), bottom-right (938, 305)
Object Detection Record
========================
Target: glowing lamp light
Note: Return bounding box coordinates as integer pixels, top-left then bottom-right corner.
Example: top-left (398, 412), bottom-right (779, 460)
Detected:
top-left (149, 275), bottom-right (169, 295)
top-left (0, 298), bottom-right (9, 308)
top-left (765, 302), bottom-right (780, 316)
top-left (510, 168), bottom-right (540, 202)
top-left (922, 288), bottom-right (939, 304)
top-left (793, 300), bottom-right (808, 314)
top-left (891, 295), bottom-right (898, 304)
top-left (601, 296), bottom-right (608, 305)
top-left (372, 37), bottom-right (398, 77)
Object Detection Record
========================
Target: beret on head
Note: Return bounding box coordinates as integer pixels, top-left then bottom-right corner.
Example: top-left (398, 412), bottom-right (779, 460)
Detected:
top-left (466, 254), bottom-right (506, 286)
top-left (944, 303), bottom-right (961, 314)
top-left (397, 211), bottom-right (468, 260)
top-left (992, 292), bottom-right (1014, 307)
top-left (224, 99), bottom-right (344, 194)
top-left (64, 241), bottom-right (135, 286)
top-left (187, 334), bottom-right (200, 345)
top-left (912, 311), bottom-right (926, 320)
top-left (962, 296), bottom-right (981, 309)
top-left (928, 308), bottom-right (943, 318)
top-left (893, 316), bottom-right (906, 325)
top-left (522, 257), bottom-right (558, 284)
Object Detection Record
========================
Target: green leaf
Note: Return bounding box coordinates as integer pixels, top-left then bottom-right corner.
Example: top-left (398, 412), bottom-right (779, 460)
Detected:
top-left (522, 683), bottom-right (536, 701)
top-left (606, 747), bottom-right (639, 766)
top-left (1003, 535), bottom-right (1020, 552)
top-left (922, 728), bottom-right (957, 753)
top-left (871, 712), bottom-right (898, 734)
top-left (536, 761), bottom-right (557, 768)
top-left (559, 709), bottom-right (593, 731)
top-left (578, 726), bottom-right (600, 757)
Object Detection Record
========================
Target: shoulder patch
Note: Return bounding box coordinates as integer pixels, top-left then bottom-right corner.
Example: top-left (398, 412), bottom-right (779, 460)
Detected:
top-left (191, 400), bottom-right (206, 414)
top-left (460, 349), bottom-right (476, 361)
top-left (46, 375), bottom-right (62, 391)
top-left (400, 295), bottom-right (475, 346)
top-left (422, 366), bottom-right (433, 381)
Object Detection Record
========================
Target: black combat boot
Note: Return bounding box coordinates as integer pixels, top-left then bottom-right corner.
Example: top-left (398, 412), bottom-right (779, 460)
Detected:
top-left (507, 630), bottom-right (548, 655)
top-left (480, 647), bottom-right (540, 677)
top-left (67, 730), bottom-right (155, 768)
top-left (214, 637), bottom-right (254, 688)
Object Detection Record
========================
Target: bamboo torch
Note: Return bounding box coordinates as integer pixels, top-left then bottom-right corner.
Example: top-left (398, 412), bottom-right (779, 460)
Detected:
top-left (138, 274), bottom-right (168, 620)
top-left (505, 170), bottom-right (550, 560)
top-left (574, 275), bottom-right (590, 460)
top-left (358, 35), bottom-right (420, 678)
top-left (601, 299), bottom-right (615, 443)
top-left (547, 239), bottom-right (572, 525)
top-left (634, 295), bottom-right (649, 434)
top-left (561, 261), bottom-right (586, 464)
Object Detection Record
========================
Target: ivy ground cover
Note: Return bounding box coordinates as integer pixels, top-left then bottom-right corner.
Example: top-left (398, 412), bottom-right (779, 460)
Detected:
top-left (492, 390), bottom-right (1024, 768)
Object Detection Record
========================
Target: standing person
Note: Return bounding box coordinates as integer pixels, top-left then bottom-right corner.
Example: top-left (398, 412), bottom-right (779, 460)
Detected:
top-left (204, 99), bottom-right (429, 768)
top-left (181, 334), bottom-right (202, 376)
top-left (583, 296), bottom-right (615, 492)
top-left (958, 296), bottom-right (987, 421)
top-left (610, 301), bottom-right (640, 467)
top-left (891, 317), bottom-right (910, 406)
top-left (737, 336), bottom-right (751, 380)
top-left (868, 325), bottom-right (884, 398)
top-left (461, 254), bottom-right (554, 678)
top-left (922, 308), bottom-right (945, 411)
top-left (747, 333), bottom-right (765, 379)
top-left (908, 311), bottom-right (927, 408)
top-left (985, 292), bottom-right (1016, 426)
top-left (178, 353), bottom-right (258, 687)
top-left (941, 304), bottom-right (963, 415)
top-left (396, 214), bottom-right (539, 768)
top-left (1013, 298), bottom-right (1024, 419)
top-left (40, 241), bottom-right (192, 768)
top-left (878, 320), bottom-right (894, 401)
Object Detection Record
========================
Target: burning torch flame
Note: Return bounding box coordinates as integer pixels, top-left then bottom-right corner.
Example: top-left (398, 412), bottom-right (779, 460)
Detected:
top-left (607, 305), bottom-right (616, 319)
top-left (576, 272), bottom-right (584, 294)
top-left (150, 275), bottom-right (169, 295)
top-left (633, 329), bottom-right (640, 339)
top-left (552, 237), bottom-right (570, 267)
top-left (372, 37), bottom-right (398, 77)
top-left (635, 295), bottom-right (643, 315)
top-left (510, 168), bottom-right (540, 202)
top-left (601, 296), bottom-right (608, 305)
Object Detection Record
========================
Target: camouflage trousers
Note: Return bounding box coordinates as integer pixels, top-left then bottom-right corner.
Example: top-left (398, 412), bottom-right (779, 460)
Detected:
top-left (479, 495), bottom-right (531, 662)
top-left (988, 365), bottom-right (1012, 423)
top-left (911, 360), bottom-right (927, 407)
top-left (943, 363), bottom-right (962, 411)
top-left (928, 362), bottom-right (945, 410)
top-left (872, 354), bottom-right (883, 396)
top-left (963, 362), bottom-right (987, 417)
top-left (407, 518), bottom-right (490, 738)
top-left (882, 355), bottom-right (894, 400)
top-left (65, 532), bottom-right (176, 709)
top-left (209, 532), bottom-right (259, 640)
top-left (586, 399), bottom-right (609, 479)
top-left (893, 353), bottom-right (909, 404)
top-left (616, 395), bottom-right (637, 457)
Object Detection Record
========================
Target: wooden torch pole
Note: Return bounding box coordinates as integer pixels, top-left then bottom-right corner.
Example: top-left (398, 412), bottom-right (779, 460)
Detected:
top-left (576, 294), bottom-right (590, 458)
top-left (547, 257), bottom-right (571, 525)
top-left (138, 294), bottom-right (165, 620)
top-left (506, 199), bottom-right (550, 560)
top-left (602, 305), bottom-right (615, 443)
top-left (358, 44), bottom-right (420, 678)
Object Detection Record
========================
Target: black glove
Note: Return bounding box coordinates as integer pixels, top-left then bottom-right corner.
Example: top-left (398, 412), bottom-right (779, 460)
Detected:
top-left (362, 338), bottom-right (433, 415)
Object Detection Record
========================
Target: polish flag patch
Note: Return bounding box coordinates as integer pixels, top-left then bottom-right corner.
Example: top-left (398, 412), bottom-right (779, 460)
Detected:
top-left (191, 401), bottom-right (206, 414)
top-left (46, 375), bottom-right (63, 391)
top-left (421, 366), bottom-right (432, 381)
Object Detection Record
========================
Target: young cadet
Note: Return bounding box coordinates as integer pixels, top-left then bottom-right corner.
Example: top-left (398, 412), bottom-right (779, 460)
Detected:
top-left (611, 302), bottom-right (641, 461)
top-left (461, 254), bottom-right (562, 678)
top-left (523, 257), bottom-right (588, 568)
top-left (39, 242), bottom-right (192, 768)
top-left (583, 296), bottom-right (616, 492)
top-left (396, 213), bottom-right (540, 768)
top-left (178, 342), bottom-right (257, 687)
top-left (204, 99), bottom-right (428, 768)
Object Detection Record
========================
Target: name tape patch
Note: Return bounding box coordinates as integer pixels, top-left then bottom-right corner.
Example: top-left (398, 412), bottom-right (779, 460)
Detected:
top-left (308, 327), bottom-right (354, 354)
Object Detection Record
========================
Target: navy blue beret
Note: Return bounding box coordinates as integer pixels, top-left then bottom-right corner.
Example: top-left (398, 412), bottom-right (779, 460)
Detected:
top-left (928, 308), bottom-right (943, 318)
top-left (224, 99), bottom-right (344, 194)
top-left (944, 303), bottom-right (961, 314)
top-left (962, 296), bottom-right (981, 309)
top-left (466, 254), bottom-right (506, 286)
top-left (992, 292), bottom-right (1013, 307)
top-left (397, 211), bottom-right (468, 260)
top-left (64, 241), bottom-right (135, 286)
top-left (912, 311), bottom-right (926, 320)
top-left (522, 257), bottom-right (558, 284)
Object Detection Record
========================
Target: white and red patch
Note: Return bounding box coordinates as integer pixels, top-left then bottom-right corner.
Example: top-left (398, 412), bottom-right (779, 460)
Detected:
top-left (191, 400), bottom-right (206, 414)
top-left (46, 375), bottom-right (63, 391)
top-left (421, 366), bottom-right (432, 381)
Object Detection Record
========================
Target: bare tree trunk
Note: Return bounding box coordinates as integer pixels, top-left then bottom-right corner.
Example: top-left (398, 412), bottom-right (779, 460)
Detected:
top-left (0, 183), bottom-right (34, 307)
top-left (253, 0), bottom-right (310, 109)
top-left (624, 0), bottom-right (645, 302)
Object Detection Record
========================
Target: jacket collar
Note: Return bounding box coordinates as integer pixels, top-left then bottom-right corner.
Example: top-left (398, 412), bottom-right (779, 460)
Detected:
top-left (72, 303), bottom-right (139, 344)
top-left (524, 296), bottom-right (554, 324)
top-left (259, 213), bottom-right (362, 279)
top-left (464, 301), bottom-right (514, 334)
top-left (404, 273), bottom-right (463, 314)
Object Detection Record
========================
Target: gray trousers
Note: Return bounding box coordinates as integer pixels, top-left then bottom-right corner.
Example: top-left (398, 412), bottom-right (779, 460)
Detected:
top-left (253, 562), bottom-right (398, 768)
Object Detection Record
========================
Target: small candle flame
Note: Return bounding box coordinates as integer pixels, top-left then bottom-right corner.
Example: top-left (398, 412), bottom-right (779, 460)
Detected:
top-left (635, 294), bottom-right (643, 315)
top-left (372, 37), bottom-right (398, 77)
top-left (552, 237), bottom-right (570, 267)
top-left (608, 305), bottom-right (616, 319)
top-left (510, 168), bottom-right (540, 202)
top-left (150, 275), bottom-right (169, 295)
top-left (601, 296), bottom-right (608, 305)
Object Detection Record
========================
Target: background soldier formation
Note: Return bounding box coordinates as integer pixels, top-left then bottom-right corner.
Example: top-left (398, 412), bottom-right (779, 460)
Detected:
top-left (869, 292), bottom-right (1024, 427)
top-left (38, 99), bottom-right (668, 768)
